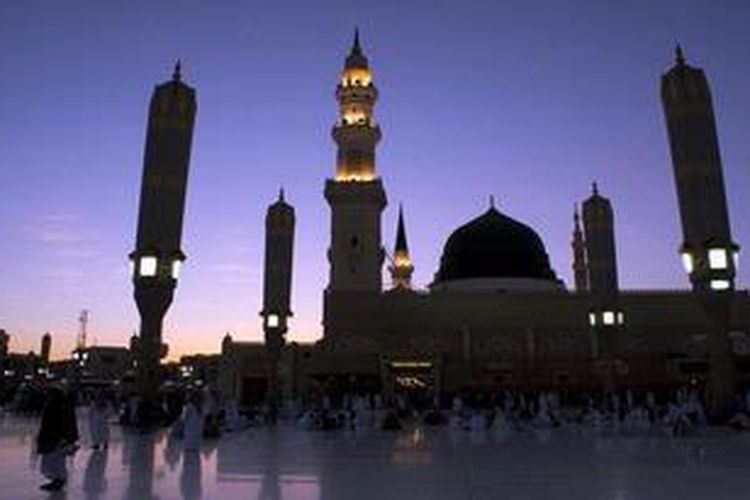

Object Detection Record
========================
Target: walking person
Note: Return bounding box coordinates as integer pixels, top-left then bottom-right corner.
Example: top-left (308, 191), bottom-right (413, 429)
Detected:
top-left (182, 390), bottom-right (203, 451)
top-left (88, 391), bottom-right (112, 450)
top-left (36, 385), bottom-right (79, 491)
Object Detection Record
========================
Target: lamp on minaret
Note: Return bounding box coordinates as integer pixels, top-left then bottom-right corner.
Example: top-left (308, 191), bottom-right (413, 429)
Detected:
top-left (582, 182), bottom-right (619, 296)
top-left (389, 205), bottom-right (414, 290)
top-left (261, 189), bottom-right (295, 423)
top-left (571, 205), bottom-right (588, 292)
top-left (129, 61), bottom-right (196, 424)
top-left (661, 45), bottom-right (738, 420)
top-left (324, 29), bottom-right (388, 295)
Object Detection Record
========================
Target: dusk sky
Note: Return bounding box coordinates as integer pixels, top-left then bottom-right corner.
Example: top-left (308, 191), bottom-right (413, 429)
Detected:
top-left (1, 1), bottom-right (749, 360)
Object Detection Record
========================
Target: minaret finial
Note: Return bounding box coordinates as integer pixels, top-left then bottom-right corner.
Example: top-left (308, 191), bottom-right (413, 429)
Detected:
top-left (172, 59), bottom-right (182, 82)
top-left (574, 203), bottom-right (580, 222)
top-left (591, 181), bottom-right (599, 196)
top-left (675, 44), bottom-right (685, 66)
top-left (489, 195), bottom-right (496, 209)
top-left (278, 187), bottom-right (285, 202)
top-left (395, 203), bottom-right (408, 254)
top-left (353, 27), bottom-right (361, 54)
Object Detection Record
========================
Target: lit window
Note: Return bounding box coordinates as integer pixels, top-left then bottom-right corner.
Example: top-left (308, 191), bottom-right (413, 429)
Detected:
top-left (603, 311), bottom-right (615, 325)
top-left (171, 260), bottom-right (182, 279)
top-left (733, 250), bottom-right (739, 269)
top-left (708, 248), bottom-right (727, 270)
top-left (139, 256), bottom-right (157, 277)
top-left (710, 279), bottom-right (730, 291)
top-left (268, 314), bottom-right (279, 328)
top-left (681, 252), bottom-right (694, 273)
top-left (588, 312), bottom-right (596, 326)
top-left (617, 311), bottom-right (625, 325)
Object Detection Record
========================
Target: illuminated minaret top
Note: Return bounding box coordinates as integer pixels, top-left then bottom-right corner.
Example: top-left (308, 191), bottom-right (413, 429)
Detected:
top-left (324, 31), bottom-right (387, 294)
top-left (332, 29), bottom-right (382, 182)
top-left (389, 205), bottom-right (414, 290)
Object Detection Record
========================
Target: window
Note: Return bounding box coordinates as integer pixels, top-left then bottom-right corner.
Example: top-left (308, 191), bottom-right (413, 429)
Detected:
top-left (588, 313), bottom-right (596, 326)
top-left (268, 314), bottom-right (279, 328)
top-left (708, 248), bottom-right (727, 270)
top-left (710, 279), bottom-right (730, 291)
top-left (602, 311), bottom-right (615, 325)
top-left (139, 256), bottom-right (157, 277)
top-left (171, 260), bottom-right (182, 279)
top-left (681, 252), bottom-right (694, 273)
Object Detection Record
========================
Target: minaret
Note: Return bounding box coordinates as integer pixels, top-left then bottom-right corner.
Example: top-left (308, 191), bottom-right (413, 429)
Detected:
top-left (262, 189), bottom-right (294, 423)
top-left (582, 182), bottom-right (618, 296)
top-left (262, 189), bottom-right (295, 335)
top-left (389, 205), bottom-right (414, 290)
top-left (661, 46), bottom-right (738, 420)
top-left (129, 61), bottom-right (197, 422)
top-left (40, 333), bottom-right (51, 364)
top-left (571, 206), bottom-right (588, 292)
top-left (324, 30), bottom-right (387, 292)
top-left (661, 45), bottom-right (738, 291)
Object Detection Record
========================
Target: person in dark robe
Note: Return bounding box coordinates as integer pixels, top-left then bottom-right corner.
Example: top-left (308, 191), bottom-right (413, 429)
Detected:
top-left (36, 386), bottom-right (79, 491)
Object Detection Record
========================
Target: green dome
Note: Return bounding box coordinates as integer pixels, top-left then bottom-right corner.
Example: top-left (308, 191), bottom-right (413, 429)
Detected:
top-left (434, 207), bottom-right (557, 283)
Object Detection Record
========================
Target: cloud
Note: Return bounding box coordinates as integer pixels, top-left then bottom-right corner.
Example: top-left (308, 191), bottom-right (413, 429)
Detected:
top-left (27, 212), bottom-right (98, 259)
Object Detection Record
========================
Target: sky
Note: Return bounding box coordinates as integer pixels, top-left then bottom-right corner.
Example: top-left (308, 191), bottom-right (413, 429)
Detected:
top-left (1, 0), bottom-right (749, 360)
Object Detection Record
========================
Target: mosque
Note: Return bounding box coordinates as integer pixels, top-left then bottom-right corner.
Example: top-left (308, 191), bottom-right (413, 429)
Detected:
top-left (213, 35), bottom-right (750, 409)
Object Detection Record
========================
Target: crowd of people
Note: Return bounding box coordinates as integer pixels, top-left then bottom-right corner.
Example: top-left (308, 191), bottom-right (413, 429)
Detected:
top-left (8, 383), bottom-right (750, 492)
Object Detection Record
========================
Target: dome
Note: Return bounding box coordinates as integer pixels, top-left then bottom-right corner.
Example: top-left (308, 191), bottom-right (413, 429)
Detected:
top-left (433, 207), bottom-right (558, 287)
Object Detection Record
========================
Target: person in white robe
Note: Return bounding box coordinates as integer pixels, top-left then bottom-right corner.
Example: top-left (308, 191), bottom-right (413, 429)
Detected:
top-left (182, 391), bottom-right (204, 452)
top-left (88, 392), bottom-right (112, 450)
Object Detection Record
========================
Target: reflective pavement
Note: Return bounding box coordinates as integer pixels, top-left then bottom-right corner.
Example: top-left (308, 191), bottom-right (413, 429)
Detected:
top-left (2, 413), bottom-right (750, 499)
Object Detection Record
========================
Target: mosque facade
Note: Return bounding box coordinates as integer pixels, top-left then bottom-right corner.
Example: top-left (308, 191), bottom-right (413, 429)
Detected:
top-left (220, 36), bottom-right (750, 411)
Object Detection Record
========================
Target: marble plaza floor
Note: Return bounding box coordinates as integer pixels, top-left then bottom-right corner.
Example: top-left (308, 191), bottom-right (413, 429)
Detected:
top-left (2, 412), bottom-right (750, 499)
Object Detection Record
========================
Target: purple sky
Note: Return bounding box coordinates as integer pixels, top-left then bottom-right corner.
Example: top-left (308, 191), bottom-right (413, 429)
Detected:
top-left (1, 1), bottom-right (749, 360)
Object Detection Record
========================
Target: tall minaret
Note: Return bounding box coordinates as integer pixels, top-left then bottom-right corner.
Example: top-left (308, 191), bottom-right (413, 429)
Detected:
top-left (661, 46), bottom-right (738, 420)
top-left (261, 189), bottom-right (294, 422)
top-left (571, 206), bottom-right (588, 292)
top-left (324, 30), bottom-right (387, 292)
top-left (389, 205), bottom-right (414, 290)
top-left (661, 45), bottom-right (738, 291)
top-left (582, 182), bottom-right (618, 296)
top-left (262, 189), bottom-right (295, 335)
top-left (129, 61), bottom-right (197, 420)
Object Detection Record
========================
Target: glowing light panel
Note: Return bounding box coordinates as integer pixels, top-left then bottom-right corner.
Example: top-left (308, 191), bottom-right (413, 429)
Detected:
top-left (710, 279), bottom-right (730, 291)
top-left (708, 248), bottom-right (727, 270)
top-left (681, 252), bottom-right (694, 273)
top-left (139, 256), bottom-right (157, 277)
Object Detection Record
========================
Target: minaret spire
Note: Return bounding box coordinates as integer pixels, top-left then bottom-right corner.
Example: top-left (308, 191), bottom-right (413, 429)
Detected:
top-left (352, 27), bottom-right (362, 55)
top-left (390, 204), bottom-right (413, 290)
top-left (172, 59), bottom-right (182, 82)
top-left (675, 44), bottom-right (685, 66)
